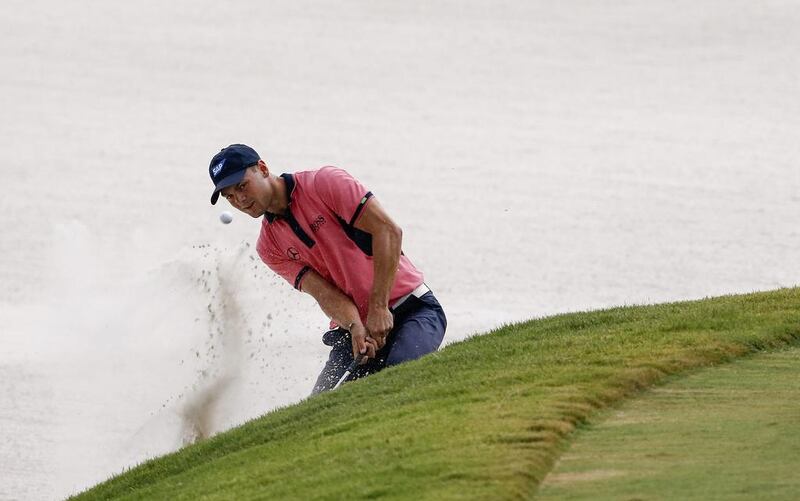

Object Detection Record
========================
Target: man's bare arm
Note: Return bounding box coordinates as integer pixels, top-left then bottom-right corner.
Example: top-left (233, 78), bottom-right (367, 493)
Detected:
top-left (354, 197), bottom-right (402, 346)
top-left (300, 269), bottom-right (377, 361)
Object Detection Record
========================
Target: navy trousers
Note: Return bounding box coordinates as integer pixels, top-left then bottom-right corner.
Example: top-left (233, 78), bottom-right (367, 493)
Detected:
top-left (311, 291), bottom-right (447, 394)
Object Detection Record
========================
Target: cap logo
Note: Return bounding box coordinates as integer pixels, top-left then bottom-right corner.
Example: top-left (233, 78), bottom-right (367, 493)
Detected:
top-left (212, 159), bottom-right (226, 178)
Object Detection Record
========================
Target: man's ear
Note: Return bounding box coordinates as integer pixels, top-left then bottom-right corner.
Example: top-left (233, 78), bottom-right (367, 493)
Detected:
top-left (257, 159), bottom-right (269, 177)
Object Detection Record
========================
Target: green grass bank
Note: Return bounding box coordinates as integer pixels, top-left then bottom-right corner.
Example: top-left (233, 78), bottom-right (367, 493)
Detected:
top-left (73, 288), bottom-right (800, 500)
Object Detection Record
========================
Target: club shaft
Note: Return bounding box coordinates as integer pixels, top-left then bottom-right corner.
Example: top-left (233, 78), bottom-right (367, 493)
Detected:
top-left (333, 355), bottom-right (363, 389)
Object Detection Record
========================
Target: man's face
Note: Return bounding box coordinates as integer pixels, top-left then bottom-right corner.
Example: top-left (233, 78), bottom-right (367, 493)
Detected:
top-left (220, 165), bottom-right (269, 218)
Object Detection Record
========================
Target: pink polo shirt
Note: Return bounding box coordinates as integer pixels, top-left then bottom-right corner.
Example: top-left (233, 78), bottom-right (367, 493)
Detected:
top-left (256, 166), bottom-right (424, 323)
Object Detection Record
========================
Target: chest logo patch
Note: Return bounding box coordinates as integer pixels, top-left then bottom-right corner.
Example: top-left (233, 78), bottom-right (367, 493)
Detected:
top-left (287, 247), bottom-right (301, 260)
top-left (309, 215), bottom-right (326, 233)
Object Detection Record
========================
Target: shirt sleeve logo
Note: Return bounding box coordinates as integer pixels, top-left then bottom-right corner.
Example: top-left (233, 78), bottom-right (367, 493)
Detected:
top-left (287, 247), bottom-right (301, 260)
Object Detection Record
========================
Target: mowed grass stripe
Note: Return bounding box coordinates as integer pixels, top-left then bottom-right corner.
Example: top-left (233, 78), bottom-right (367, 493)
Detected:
top-left (72, 288), bottom-right (800, 500)
top-left (537, 346), bottom-right (800, 500)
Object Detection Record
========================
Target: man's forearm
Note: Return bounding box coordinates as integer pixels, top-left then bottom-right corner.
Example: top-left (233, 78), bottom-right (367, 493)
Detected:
top-left (369, 224), bottom-right (403, 308)
top-left (302, 270), bottom-right (362, 328)
top-left (301, 269), bottom-right (377, 360)
top-left (318, 283), bottom-right (362, 329)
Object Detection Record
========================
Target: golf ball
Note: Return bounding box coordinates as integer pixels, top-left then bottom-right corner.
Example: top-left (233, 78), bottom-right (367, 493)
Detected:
top-left (219, 211), bottom-right (233, 224)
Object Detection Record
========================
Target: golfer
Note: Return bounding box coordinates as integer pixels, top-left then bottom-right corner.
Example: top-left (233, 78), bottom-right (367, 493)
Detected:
top-left (208, 144), bottom-right (447, 393)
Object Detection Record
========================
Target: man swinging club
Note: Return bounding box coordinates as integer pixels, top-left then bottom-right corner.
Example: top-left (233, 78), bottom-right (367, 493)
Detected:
top-left (208, 144), bottom-right (447, 393)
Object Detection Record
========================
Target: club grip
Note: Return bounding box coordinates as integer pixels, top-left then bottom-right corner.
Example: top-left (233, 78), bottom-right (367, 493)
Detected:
top-left (347, 354), bottom-right (365, 372)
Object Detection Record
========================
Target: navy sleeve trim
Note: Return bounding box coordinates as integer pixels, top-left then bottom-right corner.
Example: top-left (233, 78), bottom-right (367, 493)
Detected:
top-left (294, 266), bottom-right (311, 290)
top-left (349, 191), bottom-right (374, 226)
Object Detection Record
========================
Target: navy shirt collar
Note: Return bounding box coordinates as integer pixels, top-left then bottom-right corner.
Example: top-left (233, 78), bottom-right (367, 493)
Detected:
top-left (265, 173), bottom-right (295, 223)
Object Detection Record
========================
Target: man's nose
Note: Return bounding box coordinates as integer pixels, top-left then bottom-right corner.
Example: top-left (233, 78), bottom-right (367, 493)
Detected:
top-left (234, 191), bottom-right (247, 204)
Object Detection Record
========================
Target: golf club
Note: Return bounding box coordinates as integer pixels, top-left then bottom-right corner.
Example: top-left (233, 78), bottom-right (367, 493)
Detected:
top-left (332, 354), bottom-right (365, 390)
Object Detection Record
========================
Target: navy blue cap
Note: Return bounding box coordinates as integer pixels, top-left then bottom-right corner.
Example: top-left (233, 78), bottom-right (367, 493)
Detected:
top-left (209, 144), bottom-right (261, 205)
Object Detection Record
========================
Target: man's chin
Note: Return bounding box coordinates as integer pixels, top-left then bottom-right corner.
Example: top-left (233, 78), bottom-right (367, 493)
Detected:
top-left (235, 205), bottom-right (257, 218)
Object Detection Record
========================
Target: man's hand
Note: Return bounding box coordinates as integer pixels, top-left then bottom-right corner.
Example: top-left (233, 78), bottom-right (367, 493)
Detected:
top-left (349, 322), bottom-right (377, 364)
top-left (366, 305), bottom-right (394, 349)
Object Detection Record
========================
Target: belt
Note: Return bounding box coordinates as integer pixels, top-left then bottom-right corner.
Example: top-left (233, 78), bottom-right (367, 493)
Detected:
top-left (390, 283), bottom-right (430, 313)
